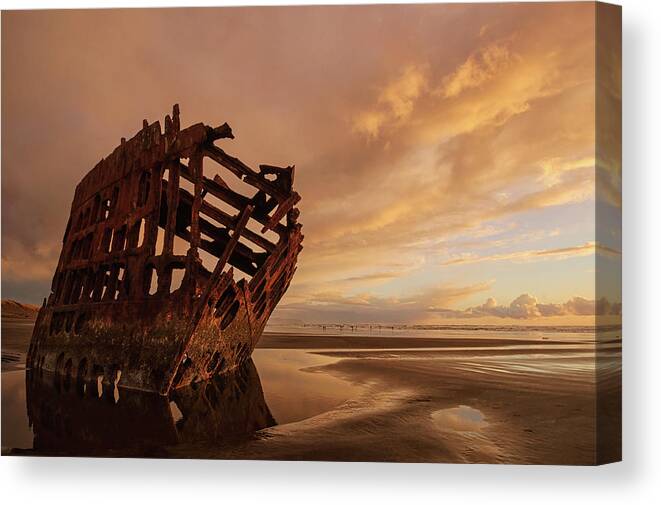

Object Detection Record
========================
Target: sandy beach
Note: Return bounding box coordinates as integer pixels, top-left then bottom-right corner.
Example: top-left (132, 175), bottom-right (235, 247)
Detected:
top-left (1, 320), bottom-right (621, 464)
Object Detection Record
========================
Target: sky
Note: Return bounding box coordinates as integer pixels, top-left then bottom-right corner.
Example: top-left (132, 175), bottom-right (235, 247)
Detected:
top-left (1, 3), bottom-right (621, 325)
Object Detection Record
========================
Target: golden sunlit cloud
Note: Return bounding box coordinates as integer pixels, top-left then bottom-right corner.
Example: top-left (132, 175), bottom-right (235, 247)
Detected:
top-left (352, 64), bottom-right (428, 139)
top-left (2, 4), bottom-right (619, 326)
top-left (277, 288), bottom-right (620, 324)
top-left (439, 41), bottom-right (515, 98)
top-left (457, 294), bottom-right (621, 319)
top-left (442, 242), bottom-right (621, 266)
top-left (278, 281), bottom-right (494, 323)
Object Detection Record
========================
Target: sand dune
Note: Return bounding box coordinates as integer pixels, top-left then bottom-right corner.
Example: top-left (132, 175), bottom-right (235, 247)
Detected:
top-left (1, 300), bottom-right (39, 321)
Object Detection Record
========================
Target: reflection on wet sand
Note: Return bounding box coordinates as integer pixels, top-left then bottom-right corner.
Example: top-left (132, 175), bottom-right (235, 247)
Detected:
top-left (1, 324), bottom-right (621, 464)
top-left (16, 360), bottom-right (274, 457)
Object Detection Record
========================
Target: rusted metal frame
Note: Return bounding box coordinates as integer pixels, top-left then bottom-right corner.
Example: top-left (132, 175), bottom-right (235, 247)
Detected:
top-left (206, 122), bottom-right (234, 141)
top-left (259, 194), bottom-right (281, 216)
top-left (141, 166), bottom-right (162, 261)
top-left (90, 267), bottom-right (105, 302)
top-left (110, 225), bottom-right (126, 253)
top-left (135, 165), bottom-right (166, 299)
top-left (65, 245), bottom-right (131, 270)
top-left (57, 270), bottom-right (74, 305)
top-left (65, 270), bottom-right (79, 304)
top-left (203, 144), bottom-right (289, 201)
top-left (261, 192), bottom-right (301, 233)
top-left (164, 216), bottom-right (259, 277)
top-left (159, 175), bottom-right (275, 255)
top-left (201, 242), bottom-right (258, 277)
top-left (80, 268), bottom-right (95, 301)
top-left (164, 205), bottom-right (254, 395)
top-left (73, 223), bottom-right (119, 262)
top-left (175, 275), bottom-right (236, 389)
top-left (247, 236), bottom-right (291, 291)
top-left (146, 253), bottom-right (187, 270)
top-left (197, 224), bottom-right (261, 277)
top-left (163, 159), bottom-right (180, 256)
top-left (200, 192), bottom-right (286, 242)
top-left (259, 164), bottom-right (294, 190)
top-left (179, 160), bottom-right (288, 237)
top-left (57, 271), bottom-right (73, 305)
top-left (156, 159), bottom-right (181, 293)
top-left (208, 205), bottom-right (254, 287)
top-left (115, 265), bottom-right (127, 301)
top-left (213, 282), bottom-right (240, 320)
top-left (103, 264), bottom-right (120, 302)
top-left (67, 271), bottom-right (83, 304)
top-left (175, 182), bottom-right (279, 252)
top-left (188, 150), bottom-right (203, 251)
top-left (178, 162), bottom-right (248, 210)
top-left (46, 298), bottom-right (134, 313)
top-left (71, 181), bottom-right (127, 235)
top-left (180, 161), bottom-right (253, 216)
top-left (200, 201), bottom-right (275, 253)
top-left (274, 266), bottom-right (296, 308)
top-left (212, 174), bottom-right (229, 190)
top-left (202, 144), bottom-right (249, 179)
top-left (260, 261), bottom-right (296, 322)
top-left (243, 171), bottom-right (289, 202)
top-left (29, 106), bottom-right (302, 394)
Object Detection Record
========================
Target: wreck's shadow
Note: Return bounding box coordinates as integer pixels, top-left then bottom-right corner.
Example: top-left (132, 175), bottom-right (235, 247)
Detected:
top-left (24, 359), bottom-right (275, 457)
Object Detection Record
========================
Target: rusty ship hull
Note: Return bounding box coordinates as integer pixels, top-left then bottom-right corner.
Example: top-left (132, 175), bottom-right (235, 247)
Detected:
top-left (26, 105), bottom-right (302, 395)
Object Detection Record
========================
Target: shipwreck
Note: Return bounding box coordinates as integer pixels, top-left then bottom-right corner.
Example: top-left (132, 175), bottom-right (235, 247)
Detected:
top-left (26, 105), bottom-right (303, 395)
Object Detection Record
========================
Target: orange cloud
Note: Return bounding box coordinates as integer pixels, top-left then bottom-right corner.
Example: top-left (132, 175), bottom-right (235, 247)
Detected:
top-left (440, 41), bottom-right (515, 98)
top-left (455, 294), bottom-right (621, 319)
top-left (2, 3), bottom-right (611, 319)
top-left (278, 281), bottom-right (493, 324)
top-left (353, 64), bottom-right (428, 138)
top-left (442, 242), bottom-right (621, 266)
top-left (277, 288), bottom-right (621, 324)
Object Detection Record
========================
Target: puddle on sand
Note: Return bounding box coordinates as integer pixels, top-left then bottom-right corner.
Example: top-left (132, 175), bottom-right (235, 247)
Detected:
top-left (1, 370), bottom-right (33, 450)
top-left (252, 348), bottom-right (363, 425)
top-left (432, 405), bottom-right (487, 432)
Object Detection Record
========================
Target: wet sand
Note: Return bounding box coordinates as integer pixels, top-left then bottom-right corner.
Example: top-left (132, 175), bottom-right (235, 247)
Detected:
top-left (1, 321), bottom-right (621, 464)
top-left (258, 333), bottom-right (590, 349)
top-left (196, 348), bottom-right (611, 464)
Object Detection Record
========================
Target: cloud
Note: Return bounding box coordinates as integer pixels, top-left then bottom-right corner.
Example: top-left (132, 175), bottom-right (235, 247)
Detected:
top-left (278, 287), bottom-right (621, 323)
top-left (278, 281), bottom-right (493, 324)
top-left (380, 65), bottom-right (429, 119)
top-left (310, 5), bottom-right (597, 267)
top-left (442, 241), bottom-right (621, 266)
top-left (1, 238), bottom-right (61, 283)
top-left (456, 294), bottom-right (621, 319)
top-left (439, 42), bottom-right (515, 98)
top-left (339, 271), bottom-right (407, 283)
top-left (2, 3), bottom-right (612, 316)
top-left (353, 64), bottom-right (428, 138)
